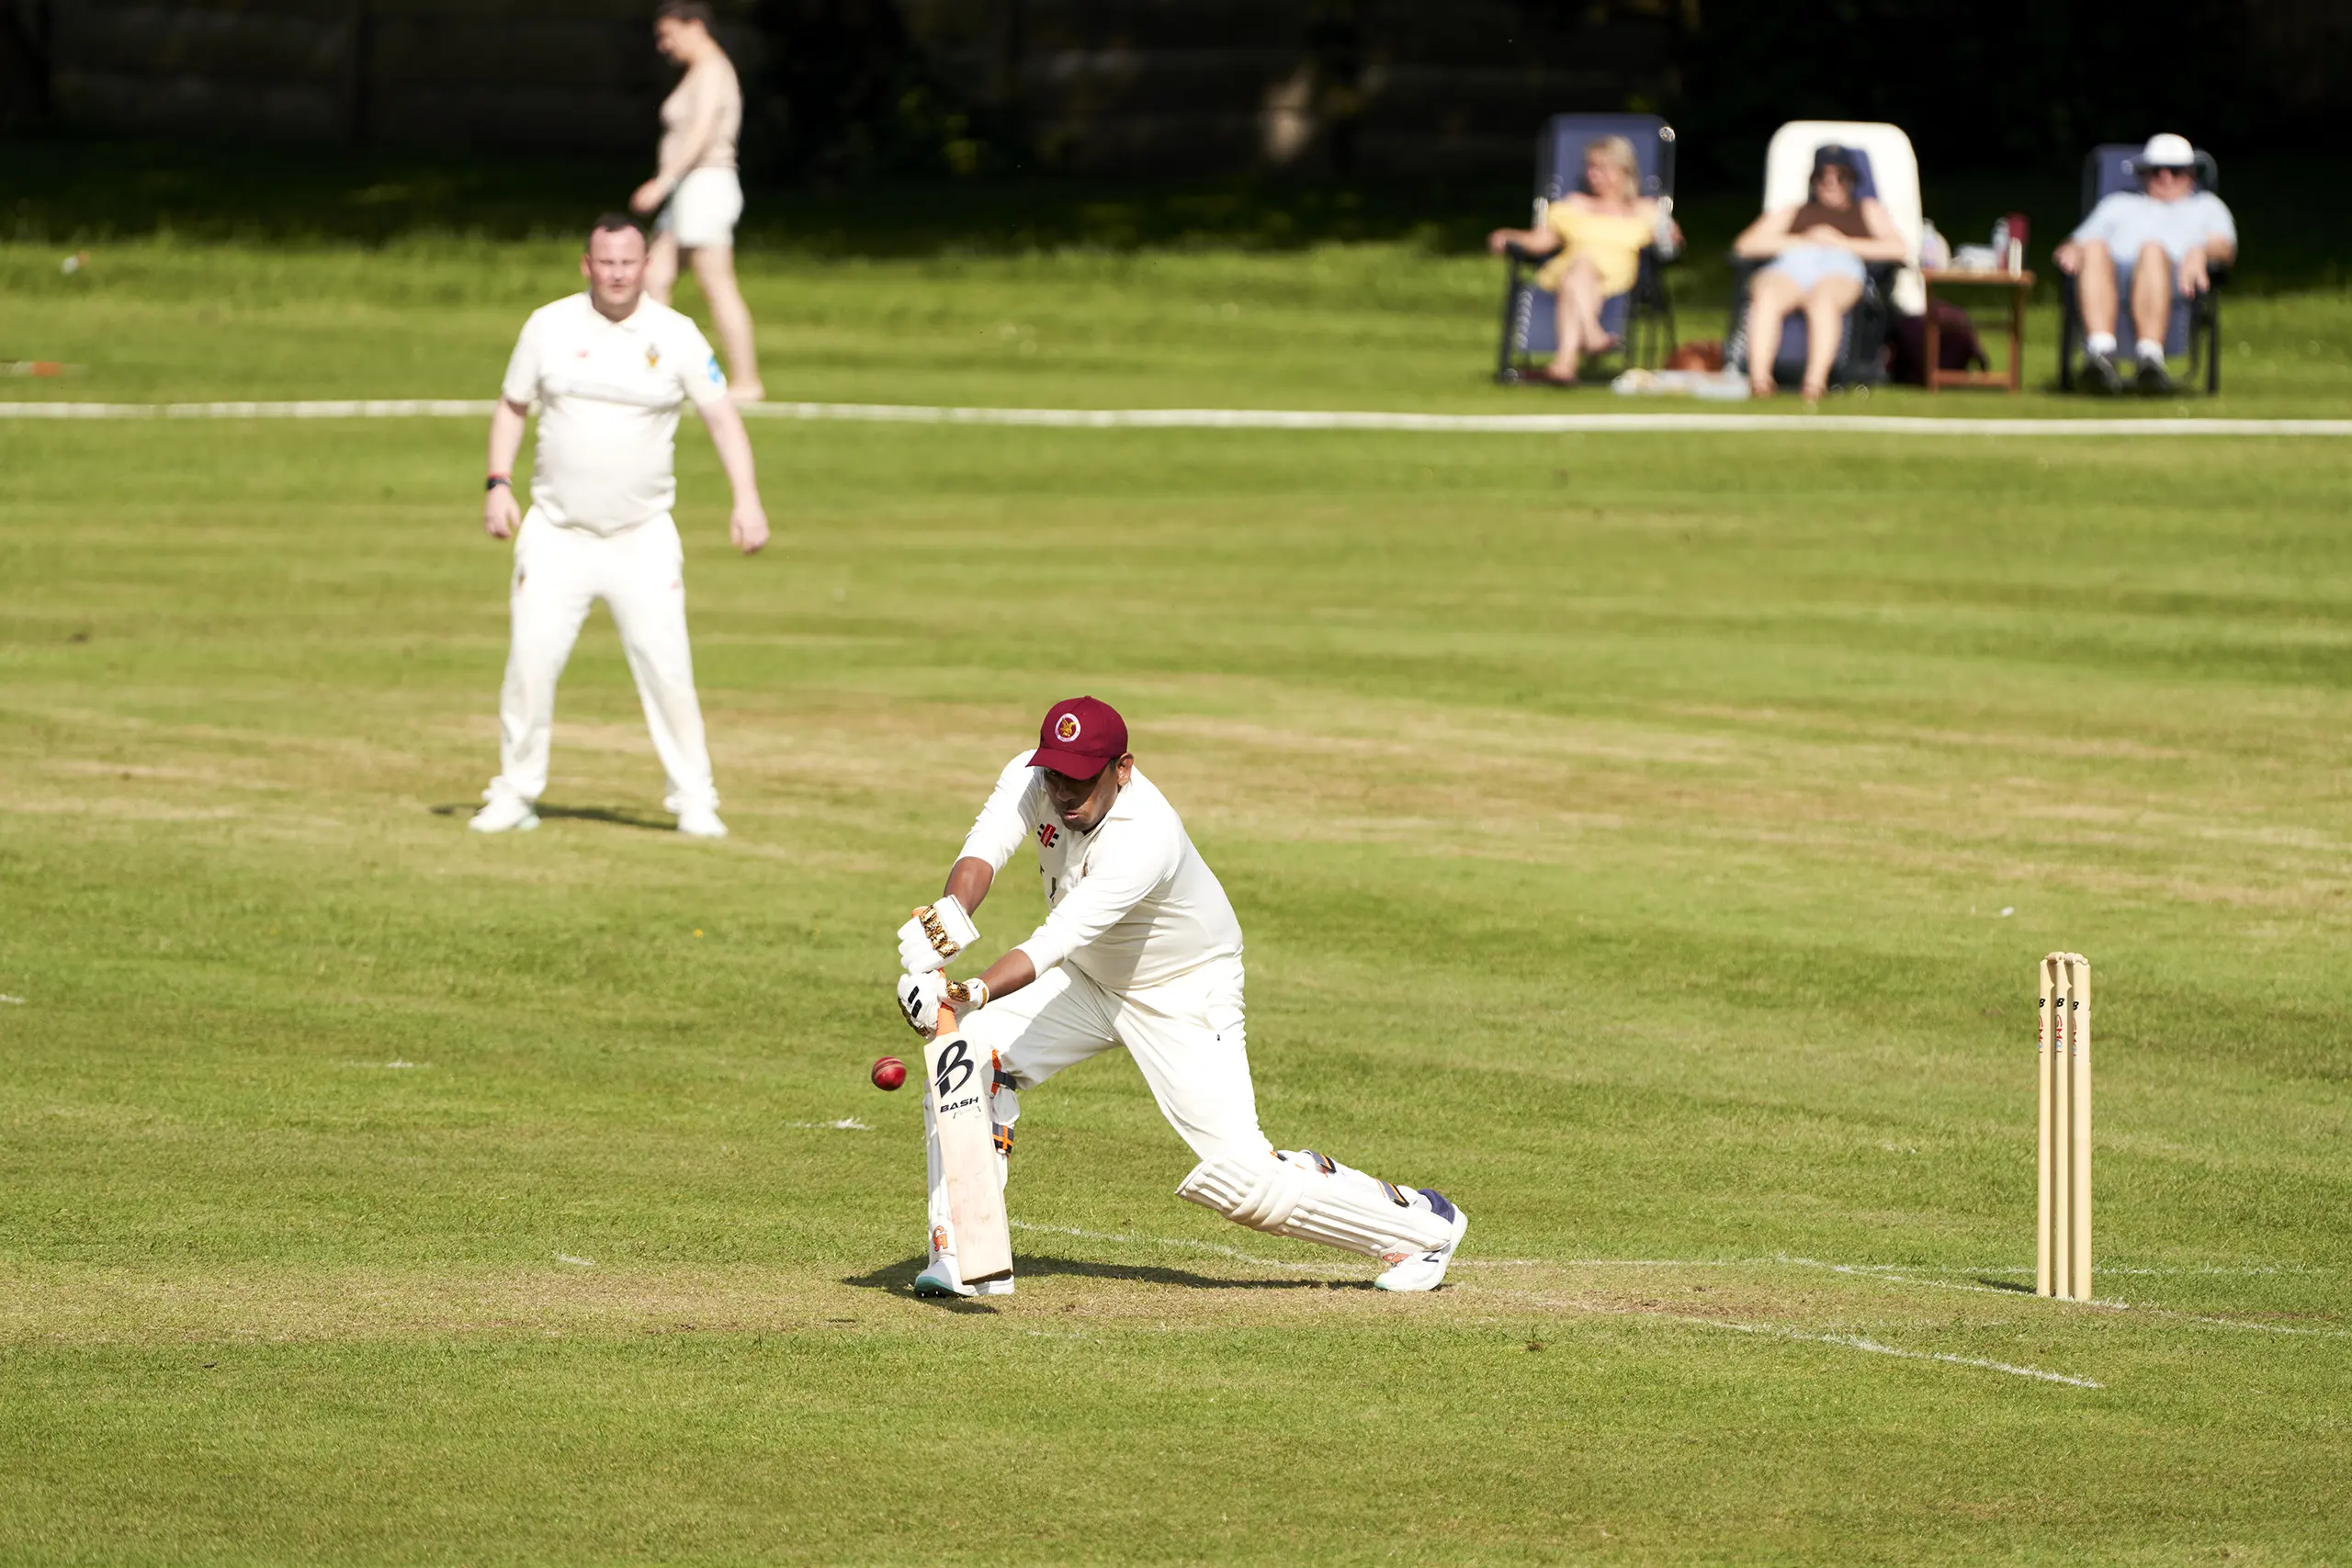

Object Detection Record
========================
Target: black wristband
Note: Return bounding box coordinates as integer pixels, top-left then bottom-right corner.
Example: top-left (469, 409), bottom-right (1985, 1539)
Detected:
top-left (485, 476), bottom-right (511, 491)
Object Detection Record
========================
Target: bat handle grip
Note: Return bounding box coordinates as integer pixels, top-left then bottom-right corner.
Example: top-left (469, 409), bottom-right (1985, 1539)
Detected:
top-left (936, 999), bottom-right (958, 1033)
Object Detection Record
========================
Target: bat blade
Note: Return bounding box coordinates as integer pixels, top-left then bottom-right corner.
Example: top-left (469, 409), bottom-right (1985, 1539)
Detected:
top-left (925, 1001), bottom-right (1012, 1282)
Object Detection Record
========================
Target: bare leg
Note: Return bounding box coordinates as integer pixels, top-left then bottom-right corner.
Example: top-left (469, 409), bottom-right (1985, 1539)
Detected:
top-left (1543, 259), bottom-right (1608, 384)
top-left (2074, 239), bottom-right (2118, 339)
top-left (1798, 276), bottom-right (1864, 400)
top-left (644, 231), bottom-right (681, 306)
top-left (1746, 269), bottom-right (1800, 397)
top-left (2129, 240), bottom-right (2173, 352)
top-left (1542, 285), bottom-right (1585, 383)
top-left (686, 244), bottom-right (764, 402)
top-left (1564, 256), bottom-right (1613, 348)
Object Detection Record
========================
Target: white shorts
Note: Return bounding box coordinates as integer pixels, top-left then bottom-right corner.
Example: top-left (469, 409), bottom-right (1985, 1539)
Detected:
top-left (657, 168), bottom-right (743, 250)
top-left (961, 956), bottom-right (1267, 1162)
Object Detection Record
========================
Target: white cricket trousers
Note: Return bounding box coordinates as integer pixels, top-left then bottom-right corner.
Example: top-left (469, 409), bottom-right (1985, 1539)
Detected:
top-left (923, 956), bottom-right (1264, 1249)
top-left (488, 510), bottom-right (717, 812)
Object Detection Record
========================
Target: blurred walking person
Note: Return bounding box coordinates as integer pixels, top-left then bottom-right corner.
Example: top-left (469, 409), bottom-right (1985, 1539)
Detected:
top-left (631, 0), bottom-right (763, 402)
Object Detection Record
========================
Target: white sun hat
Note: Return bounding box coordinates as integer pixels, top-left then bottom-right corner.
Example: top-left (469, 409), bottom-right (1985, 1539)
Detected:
top-left (2133, 132), bottom-right (2197, 170)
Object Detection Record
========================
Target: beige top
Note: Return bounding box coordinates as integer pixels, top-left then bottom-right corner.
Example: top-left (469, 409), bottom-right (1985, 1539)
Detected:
top-left (657, 54), bottom-right (741, 187)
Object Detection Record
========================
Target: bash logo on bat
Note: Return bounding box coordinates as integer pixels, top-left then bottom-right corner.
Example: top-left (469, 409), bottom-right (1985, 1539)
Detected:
top-left (933, 1039), bottom-right (976, 1098)
top-left (1054, 713), bottom-right (1081, 743)
top-left (1036, 822), bottom-right (1058, 849)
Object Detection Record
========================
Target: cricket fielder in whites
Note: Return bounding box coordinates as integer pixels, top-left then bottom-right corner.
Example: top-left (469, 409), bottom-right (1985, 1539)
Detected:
top-left (470, 212), bottom-right (768, 840)
top-left (895, 696), bottom-right (1468, 1298)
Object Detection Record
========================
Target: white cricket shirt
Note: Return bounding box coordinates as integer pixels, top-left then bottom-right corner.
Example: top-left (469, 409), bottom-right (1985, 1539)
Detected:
top-left (500, 293), bottom-right (729, 535)
top-left (960, 752), bottom-right (1245, 992)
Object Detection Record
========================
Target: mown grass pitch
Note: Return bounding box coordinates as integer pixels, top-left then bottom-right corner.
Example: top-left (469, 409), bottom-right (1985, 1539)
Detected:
top-left (3, 243), bottom-right (2350, 1563)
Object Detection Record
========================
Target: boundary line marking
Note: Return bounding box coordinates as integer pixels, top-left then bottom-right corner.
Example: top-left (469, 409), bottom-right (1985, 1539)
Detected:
top-left (6, 398), bottom-right (2351, 437)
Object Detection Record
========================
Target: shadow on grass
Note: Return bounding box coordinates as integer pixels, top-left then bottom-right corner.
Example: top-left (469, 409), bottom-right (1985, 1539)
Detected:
top-left (1975, 1278), bottom-right (2036, 1294)
top-left (428, 802), bottom-right (674, 832)
top-left (844, 1253), bottom-right (1362, 1302)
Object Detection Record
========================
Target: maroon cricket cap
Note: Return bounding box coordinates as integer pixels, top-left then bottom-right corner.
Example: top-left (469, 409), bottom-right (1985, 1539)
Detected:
top-left (1031, 696), bottom-right (1127, 779)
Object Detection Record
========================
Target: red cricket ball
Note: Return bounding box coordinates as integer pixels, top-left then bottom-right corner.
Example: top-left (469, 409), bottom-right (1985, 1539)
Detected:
top-left (871, 1055), bottom-right (908, 1091)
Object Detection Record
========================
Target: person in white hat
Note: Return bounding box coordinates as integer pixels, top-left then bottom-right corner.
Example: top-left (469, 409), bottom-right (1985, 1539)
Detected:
top-left (2054, 132), bottom-right (2235, 394)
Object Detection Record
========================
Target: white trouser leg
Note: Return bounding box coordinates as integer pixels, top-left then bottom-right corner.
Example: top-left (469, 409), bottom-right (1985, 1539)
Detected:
top-left (595, 515), bottom-right (717, 813)
top-left (1110, 959), bottom-right (1456, 1261)
top-left (924, 967), bottom-right (1119, 1280)
top-left (1109, 958), bottom-right (1269, 1162)
top-left (489, 511), bottom-right (596, 804)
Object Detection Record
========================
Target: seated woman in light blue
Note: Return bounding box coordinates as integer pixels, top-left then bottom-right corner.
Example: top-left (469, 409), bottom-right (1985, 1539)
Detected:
top-left (1732, 146), bottom-right (1908, 401)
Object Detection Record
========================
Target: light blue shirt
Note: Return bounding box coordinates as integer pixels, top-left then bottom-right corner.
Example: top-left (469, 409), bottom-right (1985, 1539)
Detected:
top-left (2072, 189), bottom-right (2235, 263)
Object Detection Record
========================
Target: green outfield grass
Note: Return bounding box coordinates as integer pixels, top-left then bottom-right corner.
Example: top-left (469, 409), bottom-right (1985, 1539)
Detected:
top-left (6, 237), bottom-right (2352, 418)
top-left (3, 240), bottom-right (2350, 1564)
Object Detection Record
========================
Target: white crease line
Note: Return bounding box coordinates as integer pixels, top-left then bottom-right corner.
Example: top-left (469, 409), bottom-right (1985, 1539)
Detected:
top-left (1766, 1255), bottom-right (2349, 1337)
top-left (1467, 1281), bottom-right (2105, 1389)
top-left (1012, 1227), bottom-right (2341, 1339)
top-left (1715, 1322), bottom-right (2103, 1388)
top-left (6, 398), bottom-right (2351, 437)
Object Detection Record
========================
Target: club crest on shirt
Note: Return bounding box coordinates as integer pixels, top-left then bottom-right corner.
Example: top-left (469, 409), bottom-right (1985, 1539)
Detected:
top-left (1036, 823), bottom-right (1058, 849)
top-left (644, 344), bottom-right (662, 368)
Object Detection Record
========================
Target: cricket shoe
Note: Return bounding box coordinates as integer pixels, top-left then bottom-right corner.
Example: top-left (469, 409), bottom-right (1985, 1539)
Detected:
top-left (469, 792), bottom-right (539, 834)
top-left (912, 1261), bottom-right (973, 1299)
top-left (912, 1262), bottom-right (1013, 1299)
top-left (1374, 1190), bottom-right (1468, 1293)
top-left (674, 806), bottom-right (729, 839)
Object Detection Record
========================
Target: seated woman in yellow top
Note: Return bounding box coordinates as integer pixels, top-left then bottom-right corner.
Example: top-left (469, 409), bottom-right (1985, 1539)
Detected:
top-left (1487, 136), bottom-right (1679, 384)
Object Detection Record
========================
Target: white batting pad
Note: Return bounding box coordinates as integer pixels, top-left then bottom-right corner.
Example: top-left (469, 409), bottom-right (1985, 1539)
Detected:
top-left (1177, 1148), bottom-right (1455, 1258)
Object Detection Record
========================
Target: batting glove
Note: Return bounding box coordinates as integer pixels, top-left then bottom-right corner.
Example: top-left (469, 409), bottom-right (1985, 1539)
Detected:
top-left (896, 970), bottom-right (946, 1038)
top-left (896, 972), bottom-right (991, 1039)
top-left (897, 896), bottom-right (978, 976)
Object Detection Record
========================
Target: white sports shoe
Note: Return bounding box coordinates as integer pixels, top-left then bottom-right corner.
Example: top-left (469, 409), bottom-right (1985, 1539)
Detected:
top-left (674, 806), bottom-right (729, 839)
top-left (912, 1261), bottom-right (973, 1298)
top-left (913, 1245), bottom-right (1013, 1300)
top-left (468, 793), bottom-right (539, 834)
top-left (1374, 1190), bottom-right (1468, 1292)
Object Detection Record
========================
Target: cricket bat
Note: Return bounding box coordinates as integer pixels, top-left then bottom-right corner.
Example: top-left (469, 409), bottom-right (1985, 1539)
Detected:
top-left (926, 999), bottom-right (1013, 1282)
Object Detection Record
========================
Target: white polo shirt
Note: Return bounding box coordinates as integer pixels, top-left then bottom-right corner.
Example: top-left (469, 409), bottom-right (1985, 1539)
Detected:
top-left (500, 293), bottom-right (729, 535)
top-left (959, 751), bottom-right (1245, 993)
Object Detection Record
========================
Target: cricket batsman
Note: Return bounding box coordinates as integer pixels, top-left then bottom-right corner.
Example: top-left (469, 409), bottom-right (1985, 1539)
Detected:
top-left (894, 696), bottom-right (1467, 1297)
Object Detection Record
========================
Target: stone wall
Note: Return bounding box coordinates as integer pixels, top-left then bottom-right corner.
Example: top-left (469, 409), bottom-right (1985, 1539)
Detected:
top-left (45, 0), bottom-right (680, 152)
top-left (26, 0), bottom-right (1676, 176)
top-left (905, 0), bottom-right (1675, 176)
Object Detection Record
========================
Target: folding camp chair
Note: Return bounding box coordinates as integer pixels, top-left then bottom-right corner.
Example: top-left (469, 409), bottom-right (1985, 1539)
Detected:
top-left (2056, 144), bottom-right (2227, 394)
top-left (1494, 114), bottom-right (1679, 384)
top-left (1725, 119), bottom-right (1924, 390)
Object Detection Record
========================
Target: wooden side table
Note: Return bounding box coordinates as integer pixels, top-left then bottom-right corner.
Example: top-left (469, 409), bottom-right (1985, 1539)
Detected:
top-left (1921, 268), bottom-right (2034, 393)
